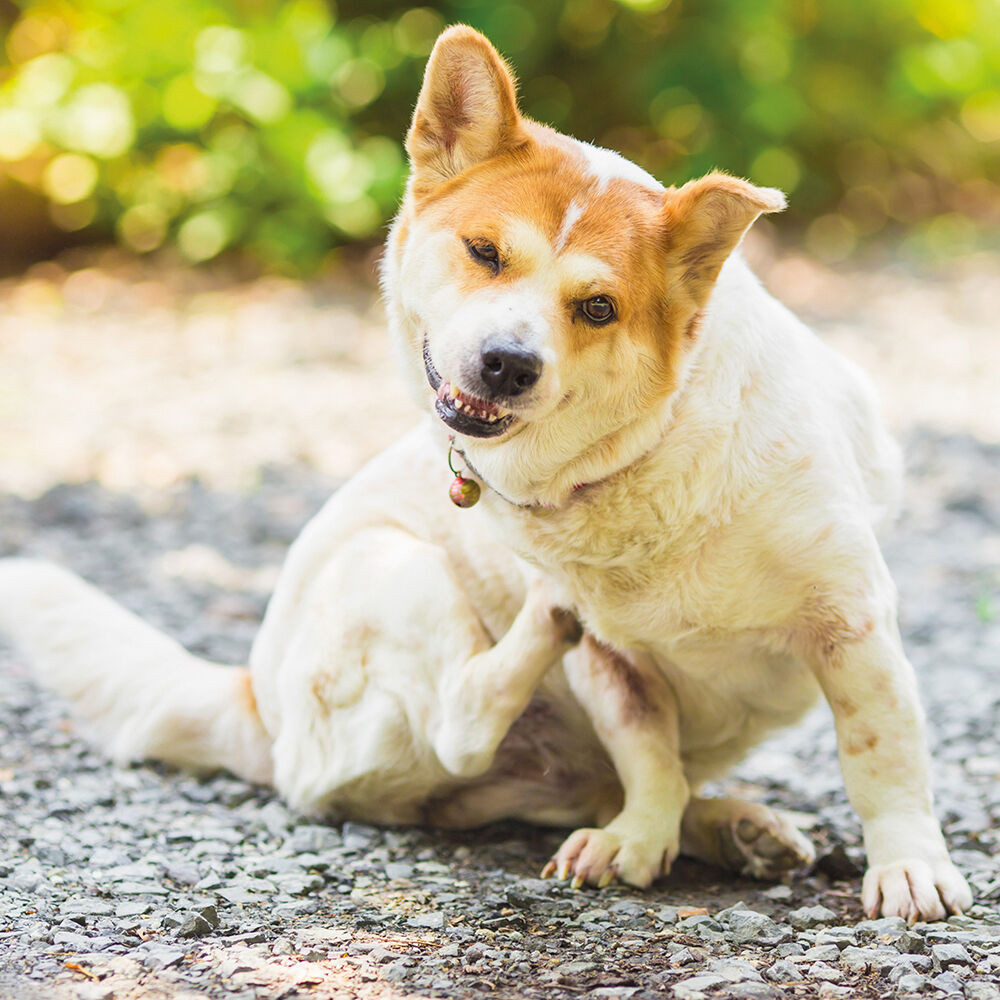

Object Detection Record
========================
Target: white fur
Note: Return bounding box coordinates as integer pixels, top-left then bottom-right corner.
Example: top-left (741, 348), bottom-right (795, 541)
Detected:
top-left (577, 140), bottom-right (663, 192)
top-left (0, 28), bottom-right (971, 922)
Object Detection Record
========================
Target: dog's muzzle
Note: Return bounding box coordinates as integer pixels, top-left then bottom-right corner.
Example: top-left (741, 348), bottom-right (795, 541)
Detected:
top-left (423, 340), bottom-right (518, 439)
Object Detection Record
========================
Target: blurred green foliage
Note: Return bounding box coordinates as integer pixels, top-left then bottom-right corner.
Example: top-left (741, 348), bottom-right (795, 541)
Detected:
top-left (1, 0), bottom-right (998, 272)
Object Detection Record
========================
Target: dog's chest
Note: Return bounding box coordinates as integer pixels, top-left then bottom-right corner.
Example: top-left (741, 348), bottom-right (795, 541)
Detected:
top-left (495, 487), bottom-right (804, 656)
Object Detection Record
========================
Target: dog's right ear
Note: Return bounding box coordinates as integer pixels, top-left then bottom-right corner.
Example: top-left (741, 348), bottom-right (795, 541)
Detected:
top-left (406, 26), bottom-right (527, 195)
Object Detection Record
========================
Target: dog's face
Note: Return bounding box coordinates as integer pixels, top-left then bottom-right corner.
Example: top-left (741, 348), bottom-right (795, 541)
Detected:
top-left (383, 27), bottom-right (784, 506)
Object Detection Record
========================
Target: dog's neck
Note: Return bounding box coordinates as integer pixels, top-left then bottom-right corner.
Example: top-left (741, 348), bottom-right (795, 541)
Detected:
top-left (449, 354), bottom-right (702, 512)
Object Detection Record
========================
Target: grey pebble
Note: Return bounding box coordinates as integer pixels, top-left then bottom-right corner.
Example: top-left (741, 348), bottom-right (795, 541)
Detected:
top-left (931, 970), bottom-right (967, 995)
top-left (673, 974), bottom-right (726, 999)
top-left (787, 904), bottom-right (838, 929)
top-left (934, 942), bottom-right (974, 968)
top-left (764, 959), bottom-right (801, 983)
top-left (965, 982), bottom-right (1000, 1000)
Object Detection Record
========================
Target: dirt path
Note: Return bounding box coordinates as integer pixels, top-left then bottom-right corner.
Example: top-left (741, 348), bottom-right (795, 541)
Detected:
top-left (1, 247), bottom-right (998, 1000)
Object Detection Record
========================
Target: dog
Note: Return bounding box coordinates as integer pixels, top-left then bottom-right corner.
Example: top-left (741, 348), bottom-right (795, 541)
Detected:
top-left (0, 26), bottom-right (971, 923)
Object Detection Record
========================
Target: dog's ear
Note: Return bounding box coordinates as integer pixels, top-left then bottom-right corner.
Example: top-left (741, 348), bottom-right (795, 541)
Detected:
top-left (406, 25), bottom-right (527, 194)
top-left (663, 172), bottom-right (785, 304)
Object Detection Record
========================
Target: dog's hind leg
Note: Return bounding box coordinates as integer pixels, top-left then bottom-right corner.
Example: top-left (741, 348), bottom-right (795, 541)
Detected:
top-left (262, 526), bottom-right (583, 818)
top-left (679, 797), bottom-right (815, 879)
top-left (543, 636), bottom-right (689, 889)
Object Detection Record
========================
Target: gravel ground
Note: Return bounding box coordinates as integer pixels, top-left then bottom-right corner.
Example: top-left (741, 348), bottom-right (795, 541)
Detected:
top-left (1, 248), bottom-right (999, 1000)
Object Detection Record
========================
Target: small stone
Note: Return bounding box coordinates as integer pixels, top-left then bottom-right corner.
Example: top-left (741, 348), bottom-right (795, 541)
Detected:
top-left (854, 915), bottom-right (907, 941)
top-left (670, 948), bottom-right (703, 967)
top-left (728, 910), bottom-right (787, 945)
top-left (774, 942), bottom-right (805, 957)
top-left (895, 973), bottom-right (927, 992)
top-left (290, 824), bottom-right (341, 854)
top-left (177, 914), bottom-right (213, 938)
top-left (764, 959), bottom-right (801, 983)
top-left (725, 985), bottom-right (785, 1000)
top-left (931, 970), bottom-right (966, 995)
top-left (788, 904), bottom-right (838, 930)
top-left (814, 926), bottom-right (857, 949)
top-left (896, 929), bottom-right (927, 953)
top-left (558, 960), bottom-right (597, 975)
top-left (965, 982), bottom-right (1000, 1000)
top-left (707, 958), bottom-right (763, 983)
top-left (887, 961), bottom-right (919, 983)
top-left (673, 975), bottom-right (726, 999)
top-left (761, 885), bottom-right (794, 901)
top-left (933, 942), bottom-right (973, 968)
top-left (808, 962), bottom-right (844, 983)
top-left (369, 946), bottom-right (403, 965)
top-left (382, 960), bottom-right (410, 983)
top-left (803, 945), bottom-right (841, 963)
top-left (341, 822), bottom-right (381, 852)
top-left (59, 899), bottom-right (115, 918)
top-left (816, 985), bottom-right (852, 999)
top-left (384, 862), bottom-right (414, 880)
top-left (407, 912), bottom-right (445, 930)
top-left (838, 945), bottom-right (895, 972)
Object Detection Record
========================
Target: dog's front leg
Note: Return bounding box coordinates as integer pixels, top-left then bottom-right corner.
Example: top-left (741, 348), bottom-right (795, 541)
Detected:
top-left (432, 575), bottom-right (582, 778)
top-left (810, 621), bottom-right (972, 922)
top-left (543, 636), bottom-right (689, 889)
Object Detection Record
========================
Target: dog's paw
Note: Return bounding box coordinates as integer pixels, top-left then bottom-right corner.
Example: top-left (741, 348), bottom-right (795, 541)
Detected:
top-left (549, 606), bottom-right (583, 646)
top-left (682, 798), bottom-right (815, 880)
top-left (718, 804), bottom-right (816, 880)
top-left (541, 826), bottom-right (675, 889)
top-left (862, 857), bottom-right (972, 923)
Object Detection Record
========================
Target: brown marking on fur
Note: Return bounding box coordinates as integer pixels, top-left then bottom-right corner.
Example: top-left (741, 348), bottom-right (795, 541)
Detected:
top-left (582, 633), bottom-right (653, 722)
top-left (831, 695), bottom-right (860, 718)
top-left (236, 669), bottom-right (259, 719)
top-left (844, 726), bottom-right (879, 756)
top-left (684, 311), bottom-right (703, 342)
top-left (794, 454), bottom-right (814, 472)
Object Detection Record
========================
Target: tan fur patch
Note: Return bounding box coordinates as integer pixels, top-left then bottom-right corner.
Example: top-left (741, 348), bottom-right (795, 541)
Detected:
top-left (582, 634), bottom-right (653, 723)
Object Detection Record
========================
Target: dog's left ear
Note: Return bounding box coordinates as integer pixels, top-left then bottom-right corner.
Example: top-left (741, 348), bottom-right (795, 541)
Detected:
top-left (663, 172), bottom-right (785, 304)
top-left (406, 25), bottom-right (528, 195)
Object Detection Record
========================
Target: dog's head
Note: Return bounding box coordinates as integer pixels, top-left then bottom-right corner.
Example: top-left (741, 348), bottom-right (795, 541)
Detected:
top-left (383, 26), bottom-right (784, 507)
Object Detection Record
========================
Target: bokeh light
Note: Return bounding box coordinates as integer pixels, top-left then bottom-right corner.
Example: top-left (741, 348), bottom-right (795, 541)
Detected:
top-left (0, 0), bottom-right (997, 272)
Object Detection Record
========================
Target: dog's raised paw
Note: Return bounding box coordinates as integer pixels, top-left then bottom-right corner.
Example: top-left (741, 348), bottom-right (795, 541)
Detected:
top-left (549, 606), bottom-right (583, 645)
top-left (541, 826), bottom-right (672, 890)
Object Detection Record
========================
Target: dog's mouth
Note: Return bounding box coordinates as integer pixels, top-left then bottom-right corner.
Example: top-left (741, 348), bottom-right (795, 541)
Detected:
top-left (423, 340), bottom-right (516, 439)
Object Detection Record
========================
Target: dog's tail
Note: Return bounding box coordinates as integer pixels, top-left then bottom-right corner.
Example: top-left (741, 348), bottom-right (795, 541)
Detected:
top-left (0, 558), bottom-right (273, 785)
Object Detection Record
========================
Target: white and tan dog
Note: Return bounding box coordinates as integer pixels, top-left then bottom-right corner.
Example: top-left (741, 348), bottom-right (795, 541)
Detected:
top-left (0, 27), bottom-right (971, 923)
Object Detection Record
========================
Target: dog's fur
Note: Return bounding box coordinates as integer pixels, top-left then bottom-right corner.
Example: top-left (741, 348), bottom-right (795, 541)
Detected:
top-left (0, 27), bottom-right (971, 922)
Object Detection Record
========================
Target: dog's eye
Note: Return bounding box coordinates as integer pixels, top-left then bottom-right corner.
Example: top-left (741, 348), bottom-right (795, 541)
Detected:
top-left (581, 296), bottom-right (617, 324)
top-left (465, 239), bottom-right (501, 274)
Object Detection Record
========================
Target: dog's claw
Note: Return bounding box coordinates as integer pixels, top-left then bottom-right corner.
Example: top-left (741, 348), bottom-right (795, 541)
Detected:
top-left (557, 860), bottom-right (571, 881)
top-left (597, 868), bottom-right (615, 889)
top-left (570, 873), bottom-right (585, 890)
top-left (540, 860), bottom-right (557, 879)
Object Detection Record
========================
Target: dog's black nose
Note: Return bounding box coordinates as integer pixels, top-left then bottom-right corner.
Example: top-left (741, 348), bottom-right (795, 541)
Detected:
top-left (480, 338), bottom-right (542, 397)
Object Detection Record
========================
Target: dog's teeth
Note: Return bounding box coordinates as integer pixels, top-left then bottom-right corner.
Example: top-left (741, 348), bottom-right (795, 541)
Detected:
top-left (455, 400), bottom-right (464, 412)
top-left (488, 414), bottom-right (497, 423)
top-left (450, 384), bottom-right (459, 398)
